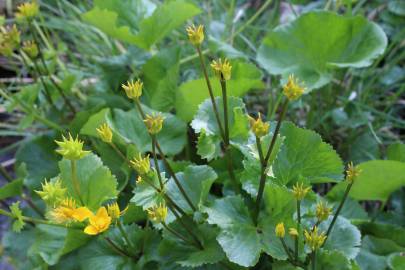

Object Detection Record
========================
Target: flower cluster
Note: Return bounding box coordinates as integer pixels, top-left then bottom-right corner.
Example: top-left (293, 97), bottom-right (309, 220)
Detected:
top-left (144, 113), bottom-right (164, 135)
top-left (122, 79), bottom-right (143, 100)
top-left (96, 123), bottom-right (113, 143)
top-left (0, 25), bottom-right (21, 57)
top-left (211, 58), bottom-right (232, 81)
top-left (147, 203), bottom-right (168, 223)
top-left (249, 113), bottom-right (270, 138)
top-left (15, 1), bottom-right (39, 21)
top-left (55, 133), bottom-right (90, 160)
top-left (283, 74), bottom-right (305, 101)
top-left (22, 40), bottom-right (38, 58)
top-left (186, 24), bottom-right (204, 46)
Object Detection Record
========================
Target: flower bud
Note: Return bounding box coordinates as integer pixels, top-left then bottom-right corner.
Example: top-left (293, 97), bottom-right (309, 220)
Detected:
top-left (0, 25), bottom-right (20, 57)
top-left (22, 40), bottom-right (38, 58)
top-left (275, 222), bottom-right (285, 238)
top-left (292, 182), bottom-right (311, 201)
top-left (35, 178), bottom-right (67, 207)
top-left (16, 1), bottom-right (39, 21)
top-left (186, 24), bottom-right (204, 46)
top-left (304, 226), bottom-right (326, 251)
top-left (130, 154), bottom-right (150, 175)
top-left (315, 201), bottom-right (332, 222)
top-left (107, 202), bottom-right (127, 220)
top-left (96, 123), bottom-right (113, 143)
top-left (122, 79), bottom-right (143, 100)
top-left (283, 74), bottom-right (305, 101)
top-left (289, 228), bottom-right (298, 237)
top-left (346, 162), bottom-right (361, 183)
top-left (55, 133), bottom-right (91, 160)
top-left (147, 203), bottom-right (168, 223)
top-left (211, 58), bottom-right (232, 81)
top-left (144, 113), bottom-right (164, 135)
top-left (249, 113), bottom-right (269, 138)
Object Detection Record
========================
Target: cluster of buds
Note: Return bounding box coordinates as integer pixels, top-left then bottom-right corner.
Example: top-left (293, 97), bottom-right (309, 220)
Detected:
top-left (96, 123), bottom-right (113, 143)
top-left (130, 154), bottom-right (151, 175)
top-left (292, 182), bottom-right (311, 201)
top-left (15, 1), bottom-right (39, 21)
top-left (22, 40), bottom-right (38, 58)
top-left (249, 113), bottom-right (270, 138)
top-left (107, 202), bottom-right (127, 221)
top-left (211, 58), bottom-right (232, 81)
top-left (346, 162), bottom-right (361, 183)
top-left (0, 25), bottom-right (20, 57)
top-left (144, 113), bottom-right (164, 135)
top-left (122, 79), bottom-right (143, 100)
top-left (55, 133), bottom-right (91, 160)
top-left (283, 74), bottom-right (305, 101)
top-left (186, 24), bottom-right (204, 46)
top-left (147, 203), bottom-right (168, 223)
top-left (275, 222), bottom-right (286, 238)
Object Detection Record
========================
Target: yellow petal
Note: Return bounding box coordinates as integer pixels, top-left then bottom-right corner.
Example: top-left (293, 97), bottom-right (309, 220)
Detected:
top-left (73, 207), bottom-right (93, 222)
top-left (84, 225), bottom-right (99, 235)
top-left (96, 207), bottom-right (109, 219)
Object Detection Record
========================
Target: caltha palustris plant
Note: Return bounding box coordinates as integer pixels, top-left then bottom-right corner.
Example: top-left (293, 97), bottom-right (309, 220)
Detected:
top-left (0, 22), bottom-right (363, 269)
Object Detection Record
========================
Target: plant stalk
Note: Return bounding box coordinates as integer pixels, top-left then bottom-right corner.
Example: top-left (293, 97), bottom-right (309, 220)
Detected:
top-left (70, 160), bottom-right (84, 205)
top-left (117, 220), bottom-right (134, 250)
top-left (280, 238), bottom-right (294, 262)
top-left (196, 45), bottom-right (225, 141)
top-left (151, 135), bottom-right (164, 189)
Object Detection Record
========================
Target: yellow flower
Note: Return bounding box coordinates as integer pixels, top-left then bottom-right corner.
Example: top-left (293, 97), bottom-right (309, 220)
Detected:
top-left (346, 162), bottom-right (361, 183)
top-left (84, 207), bottom-right (111, 235)
top-left (147, 203), bottom-right (168, 223)
top-left (22, 40), bottom-right (38, 58)
top-left (0, 25), bottom-right (20, 57)
top-left (292, 182), bottom-right (311, 200)
top-left (15, 1), bottom-right (39, 20)
top-left (144, 113), bottom-right (164, 135)
top-left (211, 58), bottom-right (232, 81)
top-left (249, 113), bottom-right (270, 138)
top-left (96, 123), bottom-right (113, 143)
top-left (122, 79), bottom-right (143, 100)
top-left (315, 201), bottom-right (332, 222)
top-left (49, 198), bottom-right (92, 224)
top-left (275, 222), bottom-right (285, 238)
top-left (289, 228), bottom-right (298, 237)
top-left (55, 133), bottom-right (91, 160)
top-left (107, 202), bottom-right (128, 220)
top-left (35, 178), bottom-right (66, 207)
top-left (283, 74), bottom-right (305, 101)
top-left (186, 24), bottom-right (204, 46)
top-left (304, 226), bottom-right (326, 251)
top-left (136, 176), bottom-right (143, 184)
top-left (130, 154), bottom-right (150, 175)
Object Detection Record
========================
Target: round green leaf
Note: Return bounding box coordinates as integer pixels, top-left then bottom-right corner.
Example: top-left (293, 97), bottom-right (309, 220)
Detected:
top-left (257, 11), bottom-right (387, 90)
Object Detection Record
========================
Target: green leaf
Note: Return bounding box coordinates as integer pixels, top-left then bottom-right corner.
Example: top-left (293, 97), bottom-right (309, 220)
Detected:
top-left (319, 216), bottom-right (361, 259)
top-left (387, 143), bottom-right (405, 162)
top-left (263, 183), bottom-right (295, 221)
top-left (10, 201), bottom-right (25, 233)
top-left (81, 107), bottom-right (187, 156)
top-left (257, 11), bottom-right (387, 90)
top-left (15, 135), bottom-right (59, 190)
top-left (131, 172), bottom-right (165, 210)
top-left (273, 122), bottom-right (344, 185)
top-left (142, 47), bottom-right (180, 111)
top-left (29, 225), bottom-right (90, 265)
top-left (166, 165), bottom-right (217, 212)
top-left (83, 0), bottom-right (201, 50)
top-left (315, 250), bottom-right (352, 270)
top-left (192, 96), bottom-right (250, 161)
top-left (329, 160), bottom-right (405, 202)
top-left (59, 153), bottom-right (118, 210)
top-left (0, 179), bottom-right (23, 200)
top-left (204, 196), bottom-right (262, 267)
top-left (176, 61), bottom-right (264, 121)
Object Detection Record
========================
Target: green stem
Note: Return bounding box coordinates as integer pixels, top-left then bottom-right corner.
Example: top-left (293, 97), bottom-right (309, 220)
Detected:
top-left (280, 238), bottom-right (294, 262)
top-left (104, 237), bottom-right (134, 259)
top-left (196, 46), bottom-right (225, 141)
top-left (220, 79), bottom-right (240, 193)
top-left (151, 135), bottom-right (164, 189)
top-left (324, 182), bottom-right (353, 244)
top-left (30, 56), bottom-right (55, 108)
top-left (255, 99), bottom-right (289, 222)
top-left (117, 220), bottom-right (134, 250)
top-left (134, 99), bottom-right (196, 211)
top-left (71, 160), bottom-right (84, 205)
top-left (311, 250), bottom-right (316, 270)
top-left (110, 142), bottom-right (132, 167)
top-left (162, 222), bottom-right (197, 247)
top-left (170, 208), bottom-right (203, 249)
top-left (295, 199), bottom-right (301, 261)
